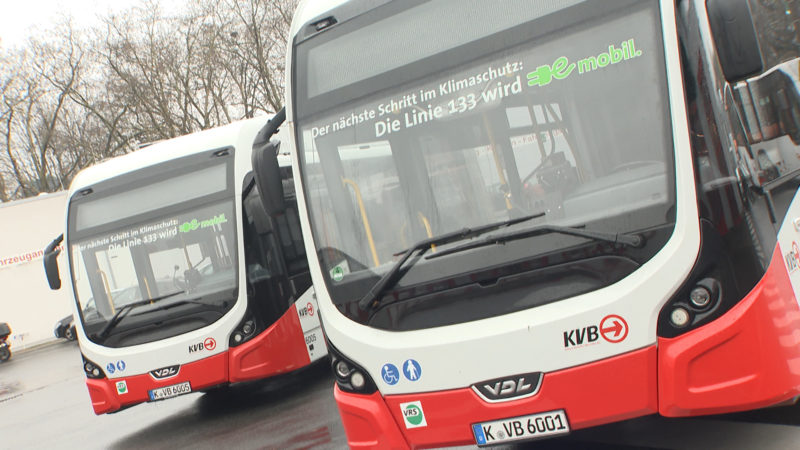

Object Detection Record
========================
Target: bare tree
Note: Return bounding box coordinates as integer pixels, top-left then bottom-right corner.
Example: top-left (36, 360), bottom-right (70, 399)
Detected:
top-left (0, 0), bottom-right (299, 202)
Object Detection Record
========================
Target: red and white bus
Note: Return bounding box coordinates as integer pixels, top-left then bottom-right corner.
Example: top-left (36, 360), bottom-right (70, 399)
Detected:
top-left (253, 0), bottom-right (800, 447)
top-left (44, 115), bottom-right (326, 414)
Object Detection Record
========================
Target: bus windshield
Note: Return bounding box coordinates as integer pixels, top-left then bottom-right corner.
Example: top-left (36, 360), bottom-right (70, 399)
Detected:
top-left (294, 0), bottom-right (676, 328)
top-left (68, 156), bottom-right (238, 347)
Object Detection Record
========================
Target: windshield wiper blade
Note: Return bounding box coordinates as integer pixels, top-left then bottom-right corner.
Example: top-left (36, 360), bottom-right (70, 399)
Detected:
top-left (357, 211), bottom-right (545, 311)
top-left (425, 224), bottom-right (643, 261)
top-left (94, 290), bottom-right (185, 339)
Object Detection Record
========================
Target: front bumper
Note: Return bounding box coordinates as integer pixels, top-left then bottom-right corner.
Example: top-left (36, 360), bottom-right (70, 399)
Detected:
top-left (336, 346), bottom-right (657, 449)
top-left (334, 248), bottom-right (800, 449)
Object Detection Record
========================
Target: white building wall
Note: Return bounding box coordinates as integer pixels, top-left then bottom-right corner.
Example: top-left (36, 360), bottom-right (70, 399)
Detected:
top-left (0, 192), bottom-right (71, 350)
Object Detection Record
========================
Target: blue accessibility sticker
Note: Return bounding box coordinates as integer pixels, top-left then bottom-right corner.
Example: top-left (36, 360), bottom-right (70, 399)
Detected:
top-left (381, 363), bottom-right (400, 385)
top-left (106, 363), bottom-right (115, 374)
top-left (116, 360), bottom-right (126, 371)
top-left (402, 359), bottom-right (421, 381)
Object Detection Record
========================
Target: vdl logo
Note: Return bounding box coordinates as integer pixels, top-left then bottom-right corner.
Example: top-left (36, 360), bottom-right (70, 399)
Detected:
top-left (400, 401), bottom-right (427, 429)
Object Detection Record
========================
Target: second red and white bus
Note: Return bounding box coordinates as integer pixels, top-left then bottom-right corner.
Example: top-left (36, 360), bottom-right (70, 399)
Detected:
top-left (44, 115), bottom-right (326, 414)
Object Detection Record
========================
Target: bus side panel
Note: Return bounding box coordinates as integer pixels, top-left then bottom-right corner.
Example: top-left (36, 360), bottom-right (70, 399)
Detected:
top-left (658, 246), bottom-right (800, 416)
top-left (228, 304), bottom-right (311, 382)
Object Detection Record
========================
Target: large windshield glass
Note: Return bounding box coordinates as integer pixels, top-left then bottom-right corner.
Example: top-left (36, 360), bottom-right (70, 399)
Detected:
top-left (68, 153), bottom-right (237, 347)
top-left (294, 0), bottom-right (676, 329)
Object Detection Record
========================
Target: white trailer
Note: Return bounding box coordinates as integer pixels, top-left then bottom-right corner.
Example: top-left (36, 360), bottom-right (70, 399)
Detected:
top-left (0, 192), bottom-right (71, 350)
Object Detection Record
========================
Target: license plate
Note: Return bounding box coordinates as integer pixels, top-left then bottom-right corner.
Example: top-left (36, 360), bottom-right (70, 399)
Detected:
top-left (472, 409), bottom-right (569, 446)
top-left (148, 382), bottom-right (191, 401)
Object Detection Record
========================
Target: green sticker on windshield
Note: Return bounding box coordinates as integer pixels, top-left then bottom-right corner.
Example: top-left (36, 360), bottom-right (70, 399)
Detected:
top-left (179, 214), bottom-right (227, 233)
top-left (527, 38), bottom-right (642, 88)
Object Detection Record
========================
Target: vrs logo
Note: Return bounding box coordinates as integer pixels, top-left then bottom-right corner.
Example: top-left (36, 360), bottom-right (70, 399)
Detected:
top-left (563, 315), bottom-right (628, 349)
top-left (400, 401), bottom-right (427, 428)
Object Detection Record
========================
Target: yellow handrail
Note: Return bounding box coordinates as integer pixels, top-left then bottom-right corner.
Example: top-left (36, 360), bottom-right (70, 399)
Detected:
top-left (97, 269), bottom-right (114, 314)
top-left (417, 212), bottom-right (436, 253)
top-left (143, 278), bottom-right (152, 303)
top-left (342, 178), bottom-right (380, 267)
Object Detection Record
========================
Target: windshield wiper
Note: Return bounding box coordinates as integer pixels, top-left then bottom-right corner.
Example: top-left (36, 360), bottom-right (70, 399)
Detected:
top-left (93, 290), bottom-right (185, 339)
top-left (425, 223), bottom-right (643, 261)
top-left (357, 211), bottom-right (545, 311)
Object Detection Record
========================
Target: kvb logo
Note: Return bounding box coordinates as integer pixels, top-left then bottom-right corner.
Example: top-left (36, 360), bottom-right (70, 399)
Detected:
top-left (563, 315), bottom-right (629, 349)
top-left (785, 241), bottom-right (800, 273)
top-left (189, 337), bottom-right (216, 353)
top-left (298, 302), bottom-right (314, 317)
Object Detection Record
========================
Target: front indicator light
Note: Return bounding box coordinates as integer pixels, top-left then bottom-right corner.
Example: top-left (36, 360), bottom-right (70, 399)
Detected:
top-left (670, 307), bottom-right (691, 327)
top-left (350, 371), bottom-right (366, 389)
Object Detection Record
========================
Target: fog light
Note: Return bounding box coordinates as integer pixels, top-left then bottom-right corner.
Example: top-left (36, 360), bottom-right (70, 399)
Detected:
top-left (350, 371), bottom-right (366, 389)
top-left (92, 368), bottom-right (101, 377)
top-left (335, 360), bottom-right (351, 378)
top-left (689, 286), bottom-right (711, 309)
top-left (233, 332), bottom-right (243, 343)
top-left (670, 307), bottom-right (690, 327)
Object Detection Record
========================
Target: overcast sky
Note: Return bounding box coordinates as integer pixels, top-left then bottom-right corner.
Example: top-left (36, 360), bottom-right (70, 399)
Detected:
top-left (0, 0), bottom-right (178, 49)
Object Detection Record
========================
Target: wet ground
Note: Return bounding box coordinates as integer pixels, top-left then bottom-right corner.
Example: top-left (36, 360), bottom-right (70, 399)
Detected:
top-left (3, 341), bottom-right (800, 449)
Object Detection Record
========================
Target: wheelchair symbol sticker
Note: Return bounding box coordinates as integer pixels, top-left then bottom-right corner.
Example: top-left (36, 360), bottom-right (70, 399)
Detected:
top-left (381, 363), bottom-right (400, 385)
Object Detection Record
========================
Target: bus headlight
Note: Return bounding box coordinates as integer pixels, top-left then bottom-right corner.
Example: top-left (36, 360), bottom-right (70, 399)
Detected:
top-left (327, 341), bottom-right (377, 394)
top-left (670, 307), bottom-right (691, 328)
top-left (689, 286), bottom-right (711, 308)
top-left (335, 360), bottom-right (351, 378)
top-left (229, 316), bottom-right (259, 347)
top-left (81, 355), bottom-right (106, 379)
top-left (350, 371), bottom-right (366, 389)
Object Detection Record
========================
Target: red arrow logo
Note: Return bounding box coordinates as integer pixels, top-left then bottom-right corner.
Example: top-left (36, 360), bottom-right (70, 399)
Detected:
top-left (599, 315), bottom-right (628, 343)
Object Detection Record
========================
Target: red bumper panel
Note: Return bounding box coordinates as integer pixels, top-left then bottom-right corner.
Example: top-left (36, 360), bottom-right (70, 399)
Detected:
top-left (228, 306), bottom-right (311, 383)
top-left (659, 246), bottom-right (800, 416)
top-left (335, 386), bottom-right (411, 449)
top-left (86, 352), bottom-right (228, 415)
top-left (337, 346), bottom-right (657, 449)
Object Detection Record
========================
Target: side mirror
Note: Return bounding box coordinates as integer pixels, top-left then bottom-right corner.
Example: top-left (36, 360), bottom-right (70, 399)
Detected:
top-left (706, 0), bottom-right (764, 82)
top-left (252, 108), bottom-right (287, 216)
top-left (252, 139), bottom-right (286, 216)
top-left (44, 234), bottom-right (63, 290)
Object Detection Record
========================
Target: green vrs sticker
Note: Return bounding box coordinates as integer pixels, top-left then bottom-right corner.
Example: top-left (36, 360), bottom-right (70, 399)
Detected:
top-left (400, 401), bottom-right (427, 429)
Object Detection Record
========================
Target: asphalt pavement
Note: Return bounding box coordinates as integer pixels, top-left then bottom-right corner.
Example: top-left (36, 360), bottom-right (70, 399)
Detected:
top-left (4, 341), bottom-right (800, 450)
